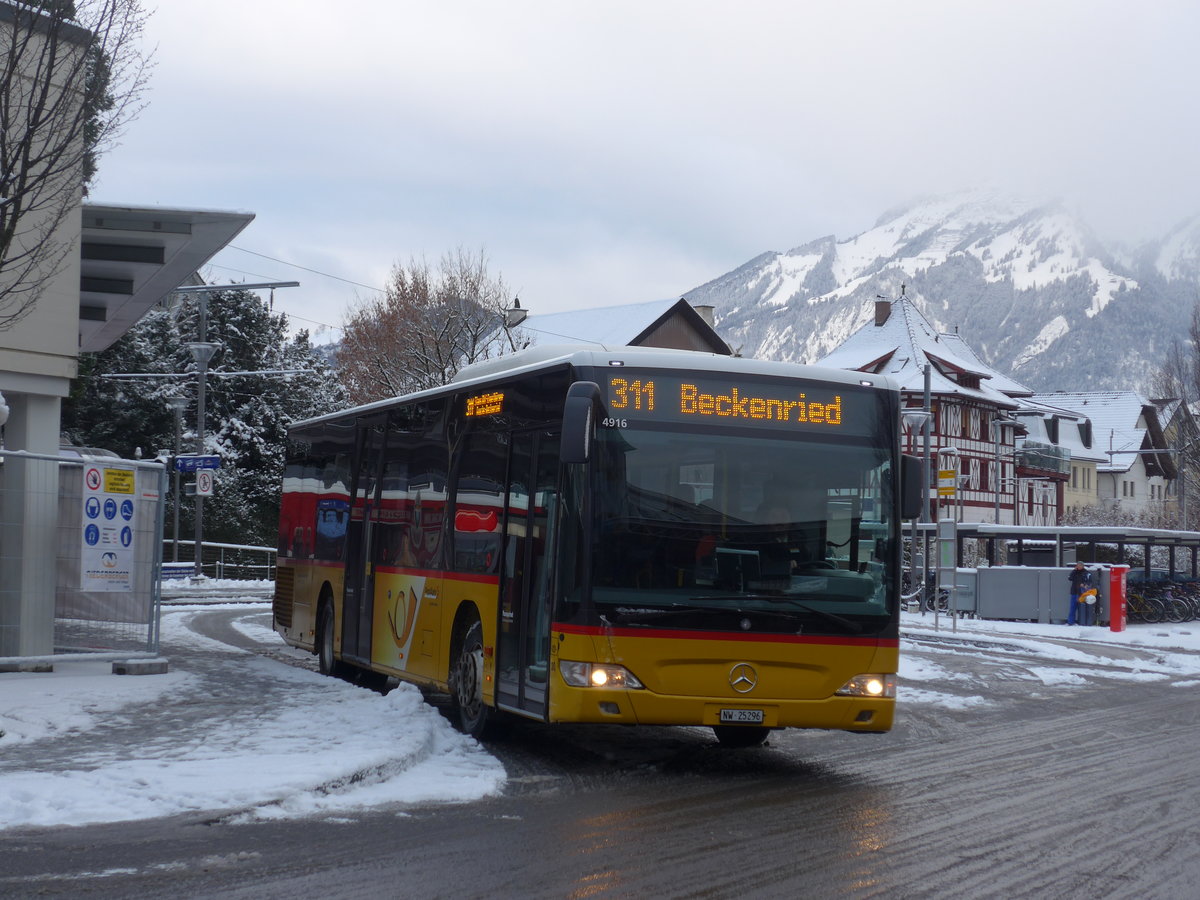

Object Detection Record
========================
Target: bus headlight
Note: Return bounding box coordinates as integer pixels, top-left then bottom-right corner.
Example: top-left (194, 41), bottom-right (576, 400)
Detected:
top-left (835, 674), bottom-right (896, 698)
top-left (559, 661), bottom-right (644, 689)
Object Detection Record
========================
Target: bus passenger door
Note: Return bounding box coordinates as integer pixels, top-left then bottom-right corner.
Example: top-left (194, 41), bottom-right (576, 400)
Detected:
top-left (496, 430), bottom-right (560, 718)
top-left (342, 421), bottom-right (384, 666)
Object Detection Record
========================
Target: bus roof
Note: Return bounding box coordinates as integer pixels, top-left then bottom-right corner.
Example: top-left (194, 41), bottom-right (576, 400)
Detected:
top-left (290, 344), bottom-right (900, 432)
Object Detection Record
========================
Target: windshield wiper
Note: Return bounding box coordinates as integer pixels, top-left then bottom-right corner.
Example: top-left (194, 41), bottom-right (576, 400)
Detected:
top-left (703, 594), bottom-right (863, 634)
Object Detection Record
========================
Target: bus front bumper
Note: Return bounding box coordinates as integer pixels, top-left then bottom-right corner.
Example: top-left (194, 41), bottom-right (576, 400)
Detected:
top-left (549, 685), bottom-right (895, 733)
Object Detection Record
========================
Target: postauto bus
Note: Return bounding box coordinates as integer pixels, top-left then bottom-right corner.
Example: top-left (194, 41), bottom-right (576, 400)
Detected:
top-left (273, 345), bottom-right (921, 746)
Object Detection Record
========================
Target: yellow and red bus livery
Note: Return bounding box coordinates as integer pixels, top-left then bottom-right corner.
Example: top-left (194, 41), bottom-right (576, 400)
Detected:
top-left (273, 345), bottom-right (919, 747)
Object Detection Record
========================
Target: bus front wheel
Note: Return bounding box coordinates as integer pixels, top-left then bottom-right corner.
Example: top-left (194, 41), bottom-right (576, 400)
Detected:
top-left (317, 601), bottom-right (342, 678)
top-left (451, 621), bottom-right (491, 739)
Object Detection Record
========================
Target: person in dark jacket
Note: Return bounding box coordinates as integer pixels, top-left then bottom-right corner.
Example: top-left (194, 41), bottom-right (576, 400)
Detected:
top-left (1067, 562), bottom-right (1092, 625)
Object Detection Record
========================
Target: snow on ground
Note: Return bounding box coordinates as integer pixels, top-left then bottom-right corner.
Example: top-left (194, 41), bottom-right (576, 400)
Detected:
top-left (0, 661), bottom-right (198, 745)
top-left (899, 610), bottom-right (1200, 707)
top-left (0, 603), bottom-right (505, 831)
top-left (4, 598), bottom-right (1200, 832)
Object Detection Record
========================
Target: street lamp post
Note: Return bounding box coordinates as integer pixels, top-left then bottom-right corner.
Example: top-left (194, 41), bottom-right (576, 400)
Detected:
top-left (172, 281), bottom-right (300, 579)
top-left (186, 340), bottom-right (218, 577)
top-left (166, 395), bottom-right (188, 561)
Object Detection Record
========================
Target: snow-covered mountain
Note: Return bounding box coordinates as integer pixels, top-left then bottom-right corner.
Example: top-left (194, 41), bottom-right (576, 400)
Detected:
top-left (686, 193), bottom-right (1200, 392)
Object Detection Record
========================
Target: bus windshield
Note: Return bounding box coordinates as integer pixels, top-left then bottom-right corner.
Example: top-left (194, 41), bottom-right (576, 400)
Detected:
top-left (588, 424), bottom-right (896, 634)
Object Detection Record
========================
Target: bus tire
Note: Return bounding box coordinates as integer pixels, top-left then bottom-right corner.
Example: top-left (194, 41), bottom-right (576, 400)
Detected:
top-left (712, 725), bottom-right (771, 748)
top-left (450, 620), bottom-right (491, 739)
top-left (317, 600), bottom-right (344, 678)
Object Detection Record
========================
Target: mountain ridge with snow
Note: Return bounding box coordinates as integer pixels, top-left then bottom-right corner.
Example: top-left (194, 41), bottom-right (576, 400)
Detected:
top-left (686, 193), bottom-right (1200, 392)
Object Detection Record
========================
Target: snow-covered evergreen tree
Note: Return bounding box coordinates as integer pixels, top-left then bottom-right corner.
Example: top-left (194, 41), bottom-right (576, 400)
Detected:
top-left (64, 289), bottom-right (347, 546)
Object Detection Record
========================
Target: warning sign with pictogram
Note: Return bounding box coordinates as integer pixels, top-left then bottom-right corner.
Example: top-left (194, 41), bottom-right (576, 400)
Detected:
top-left (196, 469), bottom-right (215, 496)
top-left (81, 466), bottom-right (136, 591)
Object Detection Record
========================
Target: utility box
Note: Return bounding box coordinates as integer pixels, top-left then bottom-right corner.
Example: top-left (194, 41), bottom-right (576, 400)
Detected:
top-left (977, 567), bottom-right (1058, 622)
top-left (950, 568), bottom-right (977, 614)
top-left (977, 565), bottom-right (1114, 623)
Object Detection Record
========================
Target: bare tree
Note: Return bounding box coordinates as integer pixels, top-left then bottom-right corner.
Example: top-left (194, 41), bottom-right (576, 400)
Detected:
top-left (0, 0), bottom-right (152, 329)
top-left (1151, 300), bottom-right (1200, 527)
top-left (337, 248), bottom-right (524, 405)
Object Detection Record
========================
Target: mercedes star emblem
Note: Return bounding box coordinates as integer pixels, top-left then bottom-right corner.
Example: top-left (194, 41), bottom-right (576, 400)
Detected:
top-left (729, 663), bottom-right (758, 693)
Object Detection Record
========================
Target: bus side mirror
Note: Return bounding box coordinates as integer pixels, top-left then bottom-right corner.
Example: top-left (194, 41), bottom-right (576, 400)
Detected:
top-left (562, 381), bottom-right (602, 464)
top-left (901, 454), bottom-right (923, 520)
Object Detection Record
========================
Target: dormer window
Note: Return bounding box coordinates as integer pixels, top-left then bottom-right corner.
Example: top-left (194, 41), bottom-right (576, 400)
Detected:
top-left (857, 350), bottom-right (897, 375)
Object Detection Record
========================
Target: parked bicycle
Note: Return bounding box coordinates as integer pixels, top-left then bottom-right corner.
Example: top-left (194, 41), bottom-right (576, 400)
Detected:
top-left (900, 571), bottom-right (950, 612)
top-left (1126, 587), bottom-right (1166, 624)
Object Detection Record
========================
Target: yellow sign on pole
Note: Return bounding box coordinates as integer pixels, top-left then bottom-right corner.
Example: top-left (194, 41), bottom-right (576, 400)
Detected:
top-left (937, 468), bottom-right (957, 497)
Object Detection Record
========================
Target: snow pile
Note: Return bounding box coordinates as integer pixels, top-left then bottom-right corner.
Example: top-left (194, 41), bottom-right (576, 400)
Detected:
top-left (0, 607), bottom-right (504, 831)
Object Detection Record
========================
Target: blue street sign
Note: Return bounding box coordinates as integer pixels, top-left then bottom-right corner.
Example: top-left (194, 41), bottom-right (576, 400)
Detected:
top-left (175, 455), bottom-right (222, 472)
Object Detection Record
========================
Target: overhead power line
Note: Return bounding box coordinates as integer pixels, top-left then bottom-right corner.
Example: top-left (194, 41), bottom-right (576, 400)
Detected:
top-left (227, 245), bottom-right (384, 292)
top-left (98, 370), bottom-right (315, 379)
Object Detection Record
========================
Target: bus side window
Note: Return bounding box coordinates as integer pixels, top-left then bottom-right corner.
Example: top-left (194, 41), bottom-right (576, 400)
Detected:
top-left (452, 433), bottom-right (506, 574)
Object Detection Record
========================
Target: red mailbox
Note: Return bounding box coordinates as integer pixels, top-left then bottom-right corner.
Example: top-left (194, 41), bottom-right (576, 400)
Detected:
top-left (1109, 564), bottom-right (1128, 632)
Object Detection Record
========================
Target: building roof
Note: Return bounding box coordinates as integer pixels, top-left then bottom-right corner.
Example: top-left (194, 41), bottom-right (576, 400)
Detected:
top-left (79, 204), bottom-right (255, 353)
top-left (816, 298), bottom-right (1020, 408)
top-left (1011, 396), bottom-right (1106, 463)
top-left (935, 331), bottom-right (1034, 397)
top-left (494, 297), bottom-right (730, 356)
top-left (1031, 390), bottom-right (1174, 476)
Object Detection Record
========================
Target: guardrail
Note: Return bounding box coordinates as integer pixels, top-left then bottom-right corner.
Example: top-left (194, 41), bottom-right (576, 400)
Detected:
top-left (161, 540), bottom-right (276, 582)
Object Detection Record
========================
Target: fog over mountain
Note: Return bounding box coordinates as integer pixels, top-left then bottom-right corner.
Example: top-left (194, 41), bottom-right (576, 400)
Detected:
top-left (686, 193), bottom-right (1200, 393)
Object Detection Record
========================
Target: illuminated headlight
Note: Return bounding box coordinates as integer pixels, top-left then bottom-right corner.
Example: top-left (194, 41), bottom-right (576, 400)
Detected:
top-left (559, 660), bottom-right (644, 689)
top-left (835, 674), bottom-right (896, 698)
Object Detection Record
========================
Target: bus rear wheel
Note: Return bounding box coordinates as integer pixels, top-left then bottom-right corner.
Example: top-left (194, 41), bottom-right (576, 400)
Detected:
top-left (451, 621), bottom-right (491, 739)
top-left (712, 725), bottom-right (771, 748)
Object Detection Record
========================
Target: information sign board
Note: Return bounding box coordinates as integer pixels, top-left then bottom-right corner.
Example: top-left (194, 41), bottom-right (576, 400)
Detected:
top-left (176, 455), bottom-right (222, 472)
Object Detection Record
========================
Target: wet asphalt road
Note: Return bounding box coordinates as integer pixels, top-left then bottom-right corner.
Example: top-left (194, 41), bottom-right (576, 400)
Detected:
top-left (2, 608), bottom-right (1199, 899)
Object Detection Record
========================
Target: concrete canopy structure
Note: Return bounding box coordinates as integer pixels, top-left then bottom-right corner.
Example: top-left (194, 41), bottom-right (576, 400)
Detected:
top-left (1, 203), bottom-right (254, 453)
top-left (79, 205), bottom-right (255, 353)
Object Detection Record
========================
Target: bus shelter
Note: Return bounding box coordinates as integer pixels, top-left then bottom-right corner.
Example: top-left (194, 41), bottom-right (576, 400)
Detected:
top-left (906, 523), bottom-right (1200, 624)
top-left (910, 523), bottom-right (1200, 579)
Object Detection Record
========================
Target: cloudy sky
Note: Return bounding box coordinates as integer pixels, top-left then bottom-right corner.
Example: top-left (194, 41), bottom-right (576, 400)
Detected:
top-left (93, 0), bottom-right (1200, 340)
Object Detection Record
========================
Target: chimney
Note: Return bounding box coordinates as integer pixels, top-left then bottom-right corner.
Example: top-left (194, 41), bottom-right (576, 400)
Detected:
top-left (874, 299), bottom-right (891, 326)
top-left (691, 302), bottom-right (715, 327)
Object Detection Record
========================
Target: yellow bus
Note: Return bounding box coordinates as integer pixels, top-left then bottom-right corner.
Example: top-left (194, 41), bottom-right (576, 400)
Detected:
top-left (273, 345), bottom-right (921, 746)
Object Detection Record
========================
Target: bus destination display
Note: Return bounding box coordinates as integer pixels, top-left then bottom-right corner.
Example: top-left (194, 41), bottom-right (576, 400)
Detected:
top-left (605, 371), bottom-right (876, 434)
top-left (465, 391), bottom-right (504, 417)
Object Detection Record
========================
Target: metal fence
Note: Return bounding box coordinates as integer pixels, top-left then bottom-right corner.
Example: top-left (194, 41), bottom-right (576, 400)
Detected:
top-left (0, 449), bottom-right (166, 659)
top-left (161, 539), bottom-right (276, 582)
